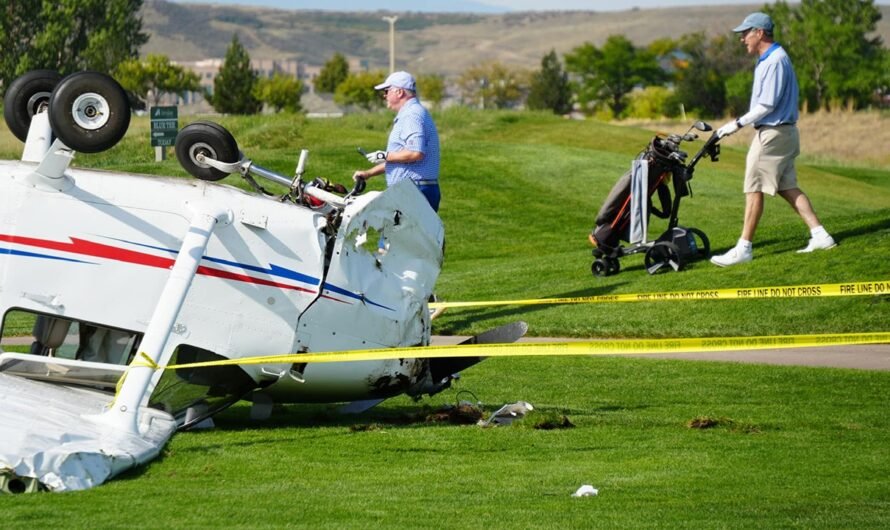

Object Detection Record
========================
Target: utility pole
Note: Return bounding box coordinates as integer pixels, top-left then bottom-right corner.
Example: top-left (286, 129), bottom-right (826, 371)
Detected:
top-left (382, 16), bottom-right (398, 73)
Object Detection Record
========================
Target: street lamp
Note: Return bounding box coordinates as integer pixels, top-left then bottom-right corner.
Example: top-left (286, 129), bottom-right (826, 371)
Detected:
top-left (382, 16), bottom-right (398, 73)
top-left (479, 77), bottom-right (488, 110)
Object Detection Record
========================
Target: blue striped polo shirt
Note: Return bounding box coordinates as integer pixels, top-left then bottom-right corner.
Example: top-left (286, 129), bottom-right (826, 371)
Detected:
top-left (750, 43), bottom-right (799, 127)
top-left (385, 98), bottom-right (440, 187)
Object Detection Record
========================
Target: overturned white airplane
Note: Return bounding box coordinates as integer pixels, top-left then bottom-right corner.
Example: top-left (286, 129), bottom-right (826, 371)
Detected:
top-left (0, 71), bottom-right (523, 493)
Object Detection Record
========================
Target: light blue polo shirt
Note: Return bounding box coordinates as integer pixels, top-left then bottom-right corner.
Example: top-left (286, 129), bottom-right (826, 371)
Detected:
top-left (750, 43), bottom-right (799, 127)
top-left (385, 98), bottom-right (440, 187)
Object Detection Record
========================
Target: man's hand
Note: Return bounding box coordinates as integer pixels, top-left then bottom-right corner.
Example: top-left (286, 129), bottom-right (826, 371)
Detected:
top-left (365, 150), bottom-right (387, 164)
top-left (716, 119), bottom-right (741, 138)
top-left (353, 170), bottom-right (368, 182)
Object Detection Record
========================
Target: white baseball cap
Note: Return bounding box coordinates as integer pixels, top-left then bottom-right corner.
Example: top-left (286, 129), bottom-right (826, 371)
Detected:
top-left (374, 71), bottom-right (417, 92)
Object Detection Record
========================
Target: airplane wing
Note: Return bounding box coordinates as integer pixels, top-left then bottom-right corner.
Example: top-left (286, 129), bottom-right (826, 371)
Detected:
top-left (0, 370), bottom-right (175, 493)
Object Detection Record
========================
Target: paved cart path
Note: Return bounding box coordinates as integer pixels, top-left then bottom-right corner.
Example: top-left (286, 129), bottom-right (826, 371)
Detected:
top-left (3, 337), bottom-right (887, 371)
top-left (431, 336), bottom-right (890, 371)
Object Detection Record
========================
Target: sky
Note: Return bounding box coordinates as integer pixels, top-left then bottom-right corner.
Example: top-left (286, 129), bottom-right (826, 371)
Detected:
top-left (172, 0), bottom-right (890, 11)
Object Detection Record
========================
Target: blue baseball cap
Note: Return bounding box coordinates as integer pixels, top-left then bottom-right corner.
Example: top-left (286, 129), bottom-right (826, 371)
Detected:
top-left (733, 12), bottom-right (774, 33)
top-left (375, 71), bottom-right (416, 92)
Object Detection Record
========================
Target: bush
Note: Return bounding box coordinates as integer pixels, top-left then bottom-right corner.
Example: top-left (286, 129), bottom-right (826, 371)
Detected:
top-left (724, 71), bottom-right (752, 117)
top-left (623, 86), bottom-right (675, 119)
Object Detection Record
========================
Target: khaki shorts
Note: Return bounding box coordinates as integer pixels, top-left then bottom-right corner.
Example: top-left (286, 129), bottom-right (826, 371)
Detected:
top-left (744, 124), bottom-right (800, 195)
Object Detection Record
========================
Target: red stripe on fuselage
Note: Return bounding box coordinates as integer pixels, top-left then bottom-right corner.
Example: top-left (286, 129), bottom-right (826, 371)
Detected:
top-left (0, 234), bottom-right (173, 268)
top-left (196, 266), bottom-right (315, 294)
top-left (0, 234), bottom-right (326, 296)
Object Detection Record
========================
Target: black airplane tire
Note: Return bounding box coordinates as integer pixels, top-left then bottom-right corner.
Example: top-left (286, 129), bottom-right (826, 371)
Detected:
top-left (48, 71), bottom-right (131, 153)
top-left (175, 121), bottom-right (240, 181)
top-left (3, 70), bottom-right (63, 142)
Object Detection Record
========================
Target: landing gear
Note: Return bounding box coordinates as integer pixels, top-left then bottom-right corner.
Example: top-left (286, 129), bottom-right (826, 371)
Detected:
top-left (3, 70), bottom-right (62, 142)
top-left (3, 70), bottom-right (130, 153)
top-left (175, 121), bottom-right (240, 181)
top-left (48, 72), bottom-right (131, 153)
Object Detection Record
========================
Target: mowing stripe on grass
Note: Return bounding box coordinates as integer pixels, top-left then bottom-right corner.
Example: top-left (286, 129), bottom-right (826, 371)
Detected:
top-left (429, 280), bottom-right (890, 309)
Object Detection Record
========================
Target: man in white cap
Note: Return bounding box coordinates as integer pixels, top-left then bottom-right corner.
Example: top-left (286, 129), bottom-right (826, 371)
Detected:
top-left (353, 71), bottom-right (441, 211)
top-left (710, 12), bottom-right (836, 267)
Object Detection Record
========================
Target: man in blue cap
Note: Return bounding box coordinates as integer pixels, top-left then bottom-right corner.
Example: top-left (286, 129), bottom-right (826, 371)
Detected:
top-left (710, 12), bottom-right (836, 267)
top-left (353, 71), bottom-right (441, 212)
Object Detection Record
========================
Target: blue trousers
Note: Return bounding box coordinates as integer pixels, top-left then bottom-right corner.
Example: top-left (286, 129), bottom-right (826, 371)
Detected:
top-left (417, 184), bottom-right (441, 212)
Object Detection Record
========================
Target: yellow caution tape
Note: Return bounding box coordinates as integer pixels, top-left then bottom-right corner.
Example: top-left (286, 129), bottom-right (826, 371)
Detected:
top-left (112, 352), bottom-right (159, 403)
top-left (429, 280), bottom-right (890, 310)
top-left (133, 332), bottom-right (890, 371)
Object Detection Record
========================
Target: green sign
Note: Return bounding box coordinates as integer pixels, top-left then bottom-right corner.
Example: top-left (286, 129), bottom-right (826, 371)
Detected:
top-left (150, 106), bottom-right (178, 147)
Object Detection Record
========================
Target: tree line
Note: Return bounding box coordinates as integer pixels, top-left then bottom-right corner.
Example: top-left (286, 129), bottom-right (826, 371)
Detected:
top-left (0, 2), bottom-right (300, 115)
top-left (1, 0), bottom-right (887, 118)
top-left (511, 0), bottom-right (889, 118)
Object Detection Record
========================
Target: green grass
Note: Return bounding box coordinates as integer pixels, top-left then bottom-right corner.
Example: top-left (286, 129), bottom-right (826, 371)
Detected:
top-left (1, 106), bottom-right (886, 330)
top-left (2, 356), bottom-right (888, 528)
top-left (4, 109), bottom-right (885, 339)
top-left (1, 110), bottom-right (888, 524)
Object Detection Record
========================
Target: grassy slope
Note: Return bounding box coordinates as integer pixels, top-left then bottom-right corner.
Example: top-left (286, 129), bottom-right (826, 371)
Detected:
top-left (1, 110), bottom-right (887, 340)
top-left (0, 112), bottom-right (888, 524)
top-left (429, 111), bottom-right (890, 338)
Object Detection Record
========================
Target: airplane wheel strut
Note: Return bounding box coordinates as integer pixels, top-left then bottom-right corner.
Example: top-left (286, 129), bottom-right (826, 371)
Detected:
top-left (175, 121), bottom-right (240, 182)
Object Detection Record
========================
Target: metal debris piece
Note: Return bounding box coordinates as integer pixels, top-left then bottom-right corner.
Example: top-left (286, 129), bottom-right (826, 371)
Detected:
top-left (572, 485), bottom-right (599, 497)
top-left (479, 401), bottom-right (534, 427)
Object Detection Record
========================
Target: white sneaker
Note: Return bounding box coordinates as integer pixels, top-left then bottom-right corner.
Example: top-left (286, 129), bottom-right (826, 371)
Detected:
top-left (710, 246), bottom-right (753, 267)
top-left (797, 234), bottom-right (837, 253)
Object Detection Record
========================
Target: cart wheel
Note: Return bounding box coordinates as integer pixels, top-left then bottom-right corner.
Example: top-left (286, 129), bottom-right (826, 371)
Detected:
top-left (645, 242), bottom-right (683, 274)
top-left (686, 227), bottom-right (711, 258)
top-left (605, 257), bottom-right (621, 275)
top-left (175, 121), bottom-right (240, 181)
top-left (3, 70), bottom-right (63, 142)
top-left (48, 72), bottom-right (130, 153)
top-left (591, 259), bottom-right (609, 277)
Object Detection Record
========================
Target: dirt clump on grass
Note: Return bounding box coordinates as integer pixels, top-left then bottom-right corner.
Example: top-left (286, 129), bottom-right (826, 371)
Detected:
top-left (424, 403), bottom-right (484, 425)
top-left (349, 403), bottom-right (484, 432)
top-left (534, 414), bottom-right (575, 430)
top-left (687, 416), bottom-right (761, 434)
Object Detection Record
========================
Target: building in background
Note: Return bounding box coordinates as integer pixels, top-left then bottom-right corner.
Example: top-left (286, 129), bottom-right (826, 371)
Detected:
top-left (160, 57), bottom-right (365, 114)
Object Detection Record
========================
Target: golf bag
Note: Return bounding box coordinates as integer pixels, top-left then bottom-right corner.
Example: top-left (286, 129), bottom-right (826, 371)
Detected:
top-left (590, 139), bottom-right (678, 255)
top-left (589, 125), bottom-right (721, 276)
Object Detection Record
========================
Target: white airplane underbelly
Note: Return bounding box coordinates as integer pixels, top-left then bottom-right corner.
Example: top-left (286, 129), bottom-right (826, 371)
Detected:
top-left (0, 73), bottom-right (445, 493)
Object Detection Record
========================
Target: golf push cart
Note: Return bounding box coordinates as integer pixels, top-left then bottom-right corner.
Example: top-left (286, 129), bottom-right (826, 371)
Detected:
top-left (588, 121), bottom-right (722, 276)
